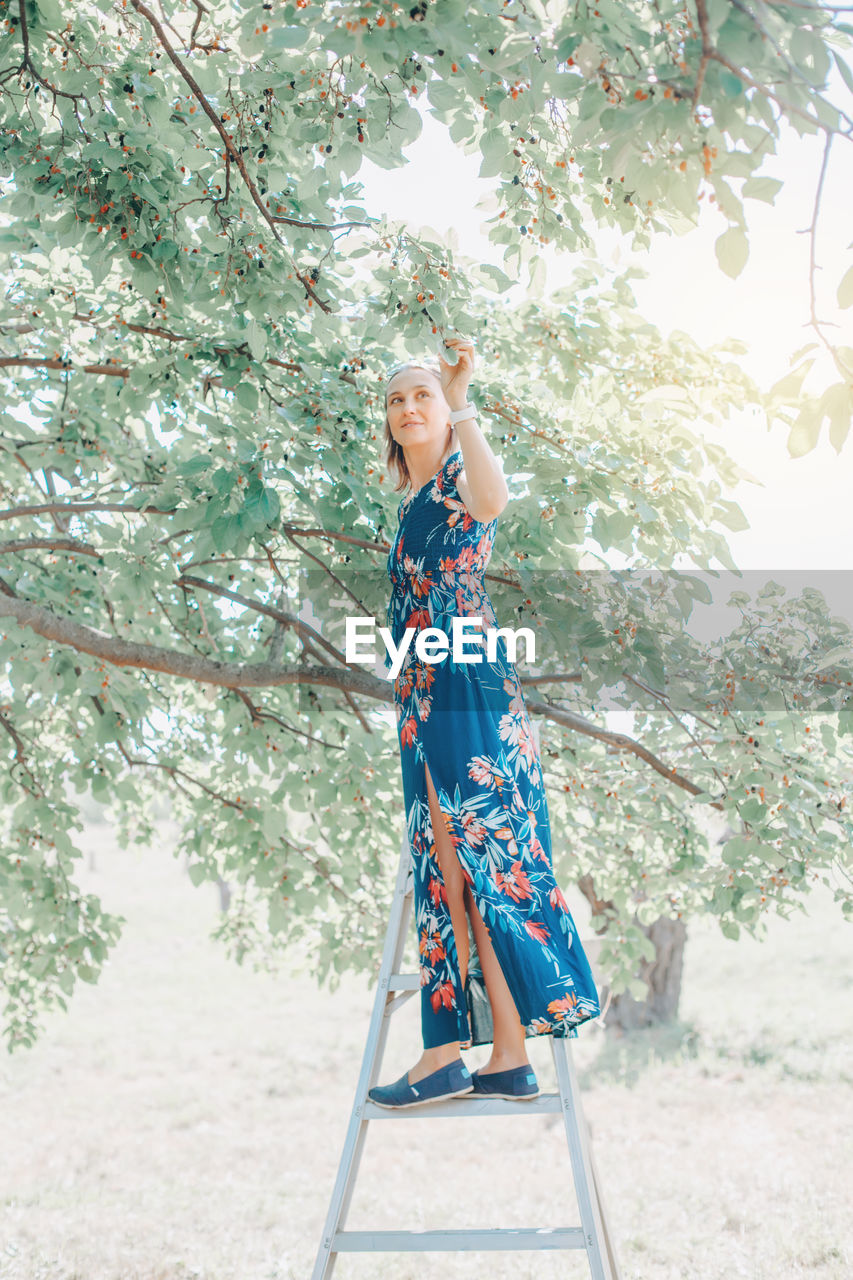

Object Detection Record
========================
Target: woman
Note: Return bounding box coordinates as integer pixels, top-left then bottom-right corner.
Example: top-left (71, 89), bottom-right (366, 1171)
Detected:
top-left (368, 337), bottom-right (601, 1109)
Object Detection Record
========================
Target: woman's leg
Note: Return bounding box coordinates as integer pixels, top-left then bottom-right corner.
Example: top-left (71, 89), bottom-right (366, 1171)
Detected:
top-left (406, 760), bottom-right (469, 1083)
top-left (414, 761), bottom-right (530, 1080)
top-left (464, 885), bottom-right (530, 1072)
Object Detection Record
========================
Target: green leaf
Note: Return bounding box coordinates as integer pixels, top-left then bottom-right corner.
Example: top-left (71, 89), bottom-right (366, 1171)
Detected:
top-left (211, 513), bottom-right (243, 551)
top-left (721, 836), bottom-right (751, 867)
top-left (720, 71), bottom-right (743, 98)
top-left (787, 403), bottom-right (822, 457)
top-left (742, 176), bottom-right (783, 204)
top-left (236, 381), bottom-right (259, 412)
top-left (820, 381), bottom-right (852, 452)
top-left (246, 319), bottom-right (267, 361)
top-left (176, 455), bottom-right (213, 476)
top-left (714, 227), bottom-right (749, 279)
top-left (270, 26), bottom-right (311, 48)
top-left (833, 52), bottom-right (853, 97)
top-left (714, 499), bottom-right (749, 532)
top-left (479, 130), bottom-right (507, 180)
top-left (837, 266), bottom-right (853, 310)
top-left (477, 263), bottom-right (513, 292)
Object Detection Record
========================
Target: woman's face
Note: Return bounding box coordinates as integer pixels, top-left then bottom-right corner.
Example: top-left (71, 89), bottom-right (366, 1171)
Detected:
top-left (385, 367), bottom-right (451, 453)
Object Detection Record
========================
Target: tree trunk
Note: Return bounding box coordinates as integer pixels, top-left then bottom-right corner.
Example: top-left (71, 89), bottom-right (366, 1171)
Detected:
top-left (602, 915), bottom-right (687, 1030)
top-left (577, 874), bottom-right (687, 1031)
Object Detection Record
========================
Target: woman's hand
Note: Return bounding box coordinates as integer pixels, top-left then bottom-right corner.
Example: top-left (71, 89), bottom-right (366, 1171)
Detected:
top-left (438, 337), bottom-right (475, 409)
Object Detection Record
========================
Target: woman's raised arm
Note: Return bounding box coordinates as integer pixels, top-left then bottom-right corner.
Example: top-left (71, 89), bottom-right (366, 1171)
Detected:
top-left (439, 338), bottom-right (509, 523)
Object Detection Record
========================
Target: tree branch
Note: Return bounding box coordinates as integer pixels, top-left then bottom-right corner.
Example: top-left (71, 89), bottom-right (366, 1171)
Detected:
top-left (0, 356), bottom-right (128, 378)
top-left (0, 709), bottom-right (44, 796)
top-left (0, 501), bottom-right (177, 524)
top-left (525, 695), bottom-right (724, 807)
top-left (127, 0), bottom-right (342, 312)
top-left (0, 588), bottom-right (732, 804)
top-left (0, 589), bottom-right (392, 695)
top-left (0, 537), bottom-right (99, 557)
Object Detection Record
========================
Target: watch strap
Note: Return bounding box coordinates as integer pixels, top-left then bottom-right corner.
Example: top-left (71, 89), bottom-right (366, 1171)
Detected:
top-left (449, 403), bottom-right (478, 425)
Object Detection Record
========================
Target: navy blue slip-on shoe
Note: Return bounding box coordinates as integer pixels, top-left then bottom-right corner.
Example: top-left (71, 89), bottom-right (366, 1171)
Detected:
top-left (368, 1057), bottom-right (474, 1109)
top-left (470, 1064), bottom-right (539, 1100)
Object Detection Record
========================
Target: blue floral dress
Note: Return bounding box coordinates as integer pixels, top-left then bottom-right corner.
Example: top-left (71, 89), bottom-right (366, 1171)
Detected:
top-left (386, 449), bottom-right (601, 1050)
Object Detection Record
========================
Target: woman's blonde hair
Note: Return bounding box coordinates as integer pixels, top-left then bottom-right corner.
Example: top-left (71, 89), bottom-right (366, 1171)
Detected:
top-left (382, 360), bottom-right (447, 493)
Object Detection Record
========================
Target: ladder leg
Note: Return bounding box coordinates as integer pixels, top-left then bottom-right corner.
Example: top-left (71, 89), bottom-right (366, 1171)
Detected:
top-left (588, 1133), bottom-right (623, 1280)
top-left (550, 1035), bottom-right (619, 1280)
top-left (311, 837), bottom-right (414, 1280)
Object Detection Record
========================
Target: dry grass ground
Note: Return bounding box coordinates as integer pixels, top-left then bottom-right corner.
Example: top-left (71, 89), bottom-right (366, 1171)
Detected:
top-left (1, 811), bottom-right (851, 1280)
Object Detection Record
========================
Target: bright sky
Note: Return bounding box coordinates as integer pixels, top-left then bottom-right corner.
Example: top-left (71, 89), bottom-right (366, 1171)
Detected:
top-left (355, 103), bottom-right (853, 600)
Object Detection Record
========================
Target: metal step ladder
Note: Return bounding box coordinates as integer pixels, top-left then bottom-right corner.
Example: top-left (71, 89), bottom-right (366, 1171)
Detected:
top-left (311, 833), bottom-right (622, 1279)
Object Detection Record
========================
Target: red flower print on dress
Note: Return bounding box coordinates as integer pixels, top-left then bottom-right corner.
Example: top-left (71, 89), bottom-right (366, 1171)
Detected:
top-left (455, 585), bottom-right (488, 621)
top-left (460, 811), bottom-right (488, 847)
top-left (431, 980), bottom-right (455, 1012)
top-left (495, 859), bottom-right (533, 901)
top-left (395, 668), bottom-right (414, 700)
top-left (428, 877), bottom-right (446, 907)
top-left (415, 694), bottom-right (432, 722)
top-left (549, 885), bottom-right (569, 913)
top-left (405, 606), bottom-right (432, 632)
top-left (525, 809), bottom-right (548, 862)
top-left (499, 705), bottom-right (539, 773)
top-left (443, 497), bottom-right (473, 530)
top-left (547, 991), bottom-right (580, 1017)
top-left (408, 563), bottom-right (434, 599)
top-left (494, 825), bottom-right (520, 857)
top-left (415, 662), bottom-right (436, 692)
top-left (400, 715), bottom-right (418, 748)
top-left (524, 919), bottom-right (551, 943)
top-left (529, 831), bottom-right (548, 862)
top-left (423, 931), bottom-right (446, 964)
top-left (517, 721), bottom-right (539, 771)
top-left (468, 756), bottom-right (495, 787)
top-left (455, 545), bottom-right (476, 573)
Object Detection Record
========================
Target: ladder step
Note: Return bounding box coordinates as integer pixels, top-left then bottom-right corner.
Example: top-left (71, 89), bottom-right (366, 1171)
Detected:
top-left (365, 1093), bottom-right (562, 1118)
top-left (333, 1226), bottom-right (586, 1252)
top-left (388, 973), bottom-right (419, 990)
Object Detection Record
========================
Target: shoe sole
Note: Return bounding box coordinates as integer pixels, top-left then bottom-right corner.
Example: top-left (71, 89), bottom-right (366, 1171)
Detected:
top-left (368, 1083), bottom-right (475, 1110)
top-left (472, 1088), bottom-right (540, 1100)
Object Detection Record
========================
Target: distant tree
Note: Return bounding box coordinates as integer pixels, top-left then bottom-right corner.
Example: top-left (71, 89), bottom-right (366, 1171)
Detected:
top-left (1, 0), bottom-right (851, 1049)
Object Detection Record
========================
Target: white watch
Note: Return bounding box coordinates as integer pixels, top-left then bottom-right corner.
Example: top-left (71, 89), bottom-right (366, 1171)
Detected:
top-left (449, 403), bottom-right (478, 425)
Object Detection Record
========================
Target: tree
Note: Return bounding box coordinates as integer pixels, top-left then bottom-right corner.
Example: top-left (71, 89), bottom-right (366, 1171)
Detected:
top-left (1, 0), bottom-right (851, 1050)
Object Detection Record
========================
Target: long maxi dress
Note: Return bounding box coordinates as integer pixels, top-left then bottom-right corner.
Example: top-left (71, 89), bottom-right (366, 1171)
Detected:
top-left (385, 449), bottom-right (601, 1050)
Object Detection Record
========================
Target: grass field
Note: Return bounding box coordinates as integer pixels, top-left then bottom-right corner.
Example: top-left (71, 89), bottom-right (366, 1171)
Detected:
top-left (1, 809), bottom-right (851, 1280)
